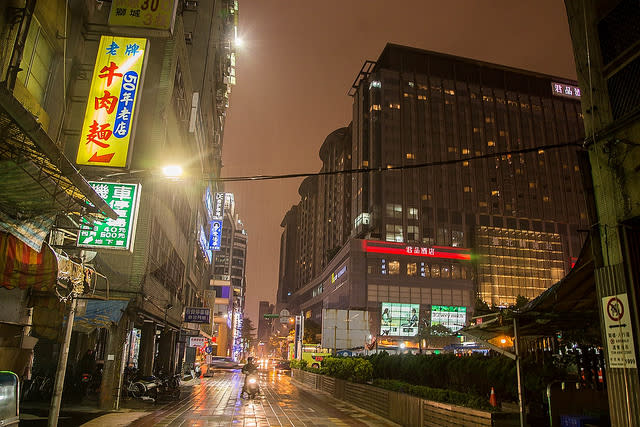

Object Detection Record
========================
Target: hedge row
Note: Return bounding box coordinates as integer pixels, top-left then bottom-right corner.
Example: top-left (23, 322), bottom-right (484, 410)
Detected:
top-left (373, 379), bottom-right (496, 411)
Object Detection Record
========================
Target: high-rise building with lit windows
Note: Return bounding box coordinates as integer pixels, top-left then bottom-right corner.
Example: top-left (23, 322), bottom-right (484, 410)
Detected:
top-left (278, 44), bottom-right (590, 349)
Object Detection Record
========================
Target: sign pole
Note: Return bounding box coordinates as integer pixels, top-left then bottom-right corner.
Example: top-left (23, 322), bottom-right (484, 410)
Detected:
top-left (48, 297), bottom-right (77, 427)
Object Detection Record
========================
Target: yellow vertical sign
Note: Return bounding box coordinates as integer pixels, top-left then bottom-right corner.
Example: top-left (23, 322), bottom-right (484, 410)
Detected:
top-left (76, 36), bottom-right (147, 168)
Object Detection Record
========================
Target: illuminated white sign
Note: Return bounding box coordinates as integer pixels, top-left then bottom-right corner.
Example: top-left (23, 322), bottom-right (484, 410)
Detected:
top-left (331, 265), bottom-right (347, 283)
top-left (551, 82), bottom-right (581, 99)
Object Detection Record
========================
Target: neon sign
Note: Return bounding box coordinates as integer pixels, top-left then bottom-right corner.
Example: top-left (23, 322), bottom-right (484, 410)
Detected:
top-left (364, 240), bottom-right (471, 261)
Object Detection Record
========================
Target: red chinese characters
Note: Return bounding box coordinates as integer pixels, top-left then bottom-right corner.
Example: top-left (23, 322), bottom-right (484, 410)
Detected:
top-left (98, 62), bottom-right (123, 86)
top-left (94, 90), bottom-right (118, 114)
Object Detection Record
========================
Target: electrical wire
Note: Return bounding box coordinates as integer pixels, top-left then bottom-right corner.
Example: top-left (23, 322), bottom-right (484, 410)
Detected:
top-left (217, 140), bottom-right (584, 183)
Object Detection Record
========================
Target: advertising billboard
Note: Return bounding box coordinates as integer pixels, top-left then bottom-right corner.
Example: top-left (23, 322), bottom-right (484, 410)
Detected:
top-left (108, 0), bottom-right (178, 32)
top-left (77, 181), bottom-right (140, 250)
top-left (184, 307), bottom-right (211, 324)
top-left (321, 309), bottom-right (370, 350)
top-left (430, 305), bottom-right (467, 332)
top-left (77, 36), bottom-right (147, 168)
top-left (209, 219), bottom-right (222, 251)
top-left (380, 303), bottom-right (419, 337)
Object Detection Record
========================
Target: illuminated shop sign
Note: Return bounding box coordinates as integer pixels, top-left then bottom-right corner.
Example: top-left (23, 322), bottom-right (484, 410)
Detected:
top-left (77, 181), bottom-right (140, 250)
top-left (108, 0), bottom-right (178, 31)
top-left (551, 82), bottom-right (581, 99)
top-left (184, 307), bottom-right (211, 324)
top-left (331, 265), bottom-right (347, 283)
top-left (380, 303), bottom-right (419, 337)
top-left (209, 219), bottom-right (222, 251)
top-left (213, 192), bottom-right (225, 219)
top-left (431, 305), bottom-right (466, 333)
top-left (364, 240), bottom-right (471, 261)
top-left (77, 36), bottom-right (147, 168)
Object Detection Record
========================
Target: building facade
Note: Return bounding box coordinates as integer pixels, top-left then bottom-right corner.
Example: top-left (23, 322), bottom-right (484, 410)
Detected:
top-left (0, 0), bottom-right (241, 411)
top-left (279, 44), bottom-right (590, 350)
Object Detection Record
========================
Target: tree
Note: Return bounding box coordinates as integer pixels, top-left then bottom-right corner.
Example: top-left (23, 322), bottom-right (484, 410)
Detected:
top-left (303, 319), bottom-right (321, 344)
top-left (241, 317), bottom-right (257, 352)
top-left (513, 295), bottom-right (530, 310)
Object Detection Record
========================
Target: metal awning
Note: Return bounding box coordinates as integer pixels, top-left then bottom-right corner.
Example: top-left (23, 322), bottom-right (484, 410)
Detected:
top-left (0, 85), bottom-right (118, 223)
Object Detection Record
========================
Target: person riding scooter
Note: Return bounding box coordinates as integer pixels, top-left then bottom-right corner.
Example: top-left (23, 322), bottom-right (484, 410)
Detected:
top-left (241, 357), bottom-right (258, 398)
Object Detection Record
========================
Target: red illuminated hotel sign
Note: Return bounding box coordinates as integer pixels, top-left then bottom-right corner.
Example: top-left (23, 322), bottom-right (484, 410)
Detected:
top-left (363, 240), bottom-right (471, 261)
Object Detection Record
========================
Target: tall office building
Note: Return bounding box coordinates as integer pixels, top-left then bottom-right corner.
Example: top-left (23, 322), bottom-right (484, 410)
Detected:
top-left (279, 44), bottom-right (589, 346)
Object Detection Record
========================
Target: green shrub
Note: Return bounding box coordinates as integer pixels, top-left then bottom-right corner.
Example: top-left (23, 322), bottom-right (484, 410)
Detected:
top-left (318, 357), bottom-right (373, 383)
top-left (290, 359), bottom-right (307, 370)
top-left (373, 379), bottom-right (496, 411)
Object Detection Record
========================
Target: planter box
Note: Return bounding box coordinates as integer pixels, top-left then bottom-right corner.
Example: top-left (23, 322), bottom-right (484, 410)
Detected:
top-left (290, 369), bottom-right (519, 427)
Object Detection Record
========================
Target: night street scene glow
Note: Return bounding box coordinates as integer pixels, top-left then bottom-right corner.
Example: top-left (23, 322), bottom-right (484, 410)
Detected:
top-left (1, 1), bottom-right (639, 426)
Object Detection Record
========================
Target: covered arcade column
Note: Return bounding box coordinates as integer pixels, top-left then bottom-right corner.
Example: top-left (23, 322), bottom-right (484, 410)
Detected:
top-left (138, 322), bottom-right (156, 376)
top-left (99, 316), bottom-right (130, 410)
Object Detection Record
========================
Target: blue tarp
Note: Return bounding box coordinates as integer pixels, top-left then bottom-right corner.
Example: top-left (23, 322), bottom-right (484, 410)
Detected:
top-left (74, 300), bottom-right (129, 333)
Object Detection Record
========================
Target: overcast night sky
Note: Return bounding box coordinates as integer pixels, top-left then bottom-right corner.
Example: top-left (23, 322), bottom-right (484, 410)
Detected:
top-left (221, 1), bottom-right (578, 323)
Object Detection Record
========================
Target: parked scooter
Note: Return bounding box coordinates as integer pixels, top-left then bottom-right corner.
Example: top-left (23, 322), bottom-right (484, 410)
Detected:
top-left (156, 370), bottom-right (181, 400)
top-left (123, 367), bottom-right (159, 402)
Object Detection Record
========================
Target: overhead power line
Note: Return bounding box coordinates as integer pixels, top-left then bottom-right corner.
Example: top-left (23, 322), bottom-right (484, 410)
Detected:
top-left (217, 140), bottom-right (584, 183)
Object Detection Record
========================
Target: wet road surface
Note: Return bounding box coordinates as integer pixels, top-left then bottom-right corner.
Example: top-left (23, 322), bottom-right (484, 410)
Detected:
top-left (128, 370), bottom-right (398, 426)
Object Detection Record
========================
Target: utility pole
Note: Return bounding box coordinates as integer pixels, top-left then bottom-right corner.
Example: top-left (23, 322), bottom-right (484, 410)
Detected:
top-left (48, 297), bottom-right (77, 427)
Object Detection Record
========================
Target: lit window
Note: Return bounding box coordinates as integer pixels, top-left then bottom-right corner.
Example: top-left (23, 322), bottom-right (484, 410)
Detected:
top-left (529, 182), bottom-right (536, 189)
top-left (444, 89), bottom-right (455, 96)
top-left (431, 265), bottom-right (440, 278)
top-left (473, 127), bottom-right (480, 133)
top-left (464, 186), bottom-right (473, 193)
top-left (485, 117), bottom-right (494, 123)
top-left (448, 147), bottom-right (457, 153)
top-left (452, 230), bottom-right (464, 247)
top-left (385, 224), bottom-right (403, 242)
top-left (407, 263), bottom-right (417, 276)
top-left (462, 148), bottom-right (470, 155)
top-left (408, 207), bottom-right (418, 219)
top-left (499, 130), bottom-right (506, 137)
top-left (462, 161), bottom-right (469, 167)
top-left (388, 261), bottom-right (400, 275)
top-left (479, 201), bottom-right (488, 208)
top-left (362, 160), bottom-right (369, 167)
top-left (538, 149), bottom-right (545, 154)
top-left (491, 190), bottom-right (500, 196)
top-left (407, 225), bottom-right (419, 241)
top-left (574, 165), bottom-right (580, 172)
top-left (408, 81), bottom-right (414, 87)
top-left (421, 194), bottom-right (432, 201)
top-left (543, 196), bottom-right (550, 202)
top-left (487, 141), bottom-right (495, 147)
top-left (371, 104), bottom-right (381, 111)
top-left (406, 153), bottom-right (415, 159)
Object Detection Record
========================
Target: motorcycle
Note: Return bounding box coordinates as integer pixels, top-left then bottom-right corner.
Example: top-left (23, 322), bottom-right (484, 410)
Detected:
top-left (123, 367), bottom-right (159, 402)
top-left (80, 365), bottom-right (103, 400)
top-left (156, 370), bottom-right (181, 400)
top-left (244, 373), bottom-right (259, 399)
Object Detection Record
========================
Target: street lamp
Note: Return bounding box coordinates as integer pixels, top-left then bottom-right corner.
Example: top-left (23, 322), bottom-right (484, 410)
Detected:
top-left (162, 165), bottom-right (183, 179)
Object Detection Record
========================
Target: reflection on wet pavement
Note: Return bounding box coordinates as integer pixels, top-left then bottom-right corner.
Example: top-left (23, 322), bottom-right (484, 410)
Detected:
top-left (128, 370), bottom-right (397, 426)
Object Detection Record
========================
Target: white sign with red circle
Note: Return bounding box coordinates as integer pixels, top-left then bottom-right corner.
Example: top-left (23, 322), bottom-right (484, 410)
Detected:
top-left (602, 293), bottom-right (637, 369)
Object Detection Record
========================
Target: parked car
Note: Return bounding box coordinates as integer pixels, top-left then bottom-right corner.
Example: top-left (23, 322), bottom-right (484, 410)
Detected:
top-left (208, 357), bottom-right (238, 369)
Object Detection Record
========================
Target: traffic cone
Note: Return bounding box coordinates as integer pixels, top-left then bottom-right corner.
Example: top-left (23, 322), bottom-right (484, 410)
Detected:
top-left (489, 387), bottom-right (498, 407)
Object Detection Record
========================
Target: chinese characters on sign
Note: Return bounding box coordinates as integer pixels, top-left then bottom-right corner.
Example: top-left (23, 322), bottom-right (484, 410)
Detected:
top-left (77, 182), bottom-right (141, 250)
top-left (209, 219), bottom-right (223, 251)
top-left (77, 36), bottom-right (147, 168)
top-left (189, 337), bottom-right (206, 348)
top-left (430, 305), bottom-right (467, 333)
top-left (551, 82), bottom-right (582, 99)
top-left (213, 192), bottom-right (225, 219)
top-left (109, 0), bottom-right (178, 31)
top-left (602, 293), bottom-right (637, 369)
top-left (184, 307), bottom-right (211, 324)
top-left (406, 246), bottom-right (435, 256)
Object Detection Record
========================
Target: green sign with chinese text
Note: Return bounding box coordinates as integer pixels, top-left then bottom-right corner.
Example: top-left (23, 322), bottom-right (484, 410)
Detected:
top-left (77, 181), bottom-right (140, 250)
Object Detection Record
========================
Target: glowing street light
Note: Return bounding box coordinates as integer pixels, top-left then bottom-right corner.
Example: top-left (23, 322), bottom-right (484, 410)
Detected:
top-left (162, 165), bottom-right (183, 178)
